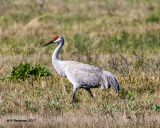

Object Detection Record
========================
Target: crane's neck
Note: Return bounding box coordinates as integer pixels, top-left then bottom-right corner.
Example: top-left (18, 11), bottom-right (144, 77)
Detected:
top-left (52, 41), bottom-right (65, 76)
top-left (52, 41), bottom-right (64, 63)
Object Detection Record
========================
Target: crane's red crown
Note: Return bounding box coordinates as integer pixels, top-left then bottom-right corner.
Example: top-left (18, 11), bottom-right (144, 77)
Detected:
top-left (54, 36), bottom-right (59, 41)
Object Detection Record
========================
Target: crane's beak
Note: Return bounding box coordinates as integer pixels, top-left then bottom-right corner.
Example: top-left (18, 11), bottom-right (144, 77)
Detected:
top-left (43, 40), bottom-right (54, 47)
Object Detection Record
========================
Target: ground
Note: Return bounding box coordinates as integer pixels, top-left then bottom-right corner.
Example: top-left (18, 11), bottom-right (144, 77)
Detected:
top-left (0, 0), bottom-right (160, 127)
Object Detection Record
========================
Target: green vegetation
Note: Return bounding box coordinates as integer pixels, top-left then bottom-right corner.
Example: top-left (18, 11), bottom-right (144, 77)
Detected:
top-left (146, 4), bottom-right (160, 23)
top-left (10, 63), bottom-right (52, 80)
top-left (0, 0), bottom-right (160, 127)
top-left (149, 104), bottom-right (160, 112)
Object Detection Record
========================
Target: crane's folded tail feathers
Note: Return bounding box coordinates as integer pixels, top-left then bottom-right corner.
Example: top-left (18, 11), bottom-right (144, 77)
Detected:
top-left (103, 71), bottom-right (119, 93)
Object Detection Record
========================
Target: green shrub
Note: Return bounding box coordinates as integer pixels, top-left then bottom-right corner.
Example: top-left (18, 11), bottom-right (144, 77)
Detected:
top-left (149, 104), bottom-right (160, 112)
top-left (10, 62), bottom-right (52, 80)
top-left (146, 4), bottom-right (160, 23)
top-left (146, 11), bottom-right (160, 23)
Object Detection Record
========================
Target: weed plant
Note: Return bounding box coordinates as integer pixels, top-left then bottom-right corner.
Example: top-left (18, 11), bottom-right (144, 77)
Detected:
top-left (10, 63), bottom-right (52, 80)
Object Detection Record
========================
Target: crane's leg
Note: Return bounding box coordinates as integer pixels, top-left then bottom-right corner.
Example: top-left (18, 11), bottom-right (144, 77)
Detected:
top-left (69, 87), bottom-right (78, 104)
top-left (85, 88), bottom-right (96, 101)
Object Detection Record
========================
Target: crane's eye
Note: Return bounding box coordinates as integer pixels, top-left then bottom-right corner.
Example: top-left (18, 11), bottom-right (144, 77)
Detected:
top-left (54, 36), bottom-right (59, 41)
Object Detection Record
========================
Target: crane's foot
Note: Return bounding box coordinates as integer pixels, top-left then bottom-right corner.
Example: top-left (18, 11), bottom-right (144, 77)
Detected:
top-left (69, 100), bottom-right (73, 104)
top-left (85, 88), bottom-right (96, 102)
top-left (93, 97), bottom-right (96, 102)
top-left (69, 87), bottom-right (77, 104)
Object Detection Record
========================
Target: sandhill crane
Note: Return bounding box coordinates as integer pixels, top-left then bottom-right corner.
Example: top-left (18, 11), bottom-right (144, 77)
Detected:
top-left (43, 36), bottom-right (119, 104)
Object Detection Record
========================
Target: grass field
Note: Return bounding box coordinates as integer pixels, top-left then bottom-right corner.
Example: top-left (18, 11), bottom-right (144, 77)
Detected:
top-left (0, 0), bottom-right (160, 127)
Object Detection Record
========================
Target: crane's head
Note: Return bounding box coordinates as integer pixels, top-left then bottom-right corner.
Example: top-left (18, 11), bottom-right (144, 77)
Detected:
top-left (43, 36), bottom-right (64, 47)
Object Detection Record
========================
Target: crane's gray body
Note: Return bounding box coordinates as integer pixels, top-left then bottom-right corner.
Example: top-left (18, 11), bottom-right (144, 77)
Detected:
top-left (54, 60), bottom-right (109, 89)
top-left (45, 36), bottom-right (119, 103)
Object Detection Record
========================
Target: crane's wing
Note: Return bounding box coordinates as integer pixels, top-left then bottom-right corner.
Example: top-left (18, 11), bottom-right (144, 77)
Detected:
top-left (63, 61), bottom-right (103, 86)
top-left (103, 71), bottom-right (119, 93)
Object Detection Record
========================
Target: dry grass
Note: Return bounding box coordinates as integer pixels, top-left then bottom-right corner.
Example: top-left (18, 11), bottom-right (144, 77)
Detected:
top-left (1, 111), bottom-right (160, 128)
